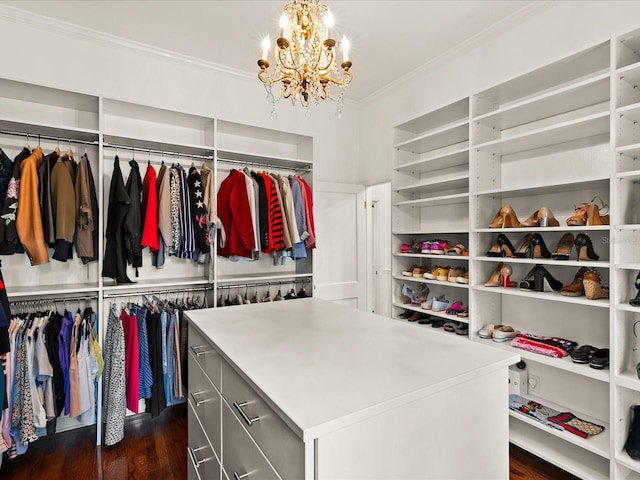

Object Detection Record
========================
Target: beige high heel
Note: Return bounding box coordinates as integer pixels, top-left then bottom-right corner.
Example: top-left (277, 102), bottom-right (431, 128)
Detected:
top-left (489, 205), bottom-right (521, 228)
top-left (567, 196), bottom-right (610, 226)
top-left (520, 207), bottom-right (560, 227)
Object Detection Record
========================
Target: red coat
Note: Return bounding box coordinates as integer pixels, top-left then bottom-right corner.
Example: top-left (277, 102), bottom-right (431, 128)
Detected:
top-left (141, 163), bottom-right (159, 252)
top-left (217, 169), bottom-right (255, 258)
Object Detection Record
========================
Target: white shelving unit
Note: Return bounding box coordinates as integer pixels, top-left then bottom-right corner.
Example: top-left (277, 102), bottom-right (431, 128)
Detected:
top-left (0, 77), bottom-right (315, 450)
top-left (391, 34), bottom-right (640, 477)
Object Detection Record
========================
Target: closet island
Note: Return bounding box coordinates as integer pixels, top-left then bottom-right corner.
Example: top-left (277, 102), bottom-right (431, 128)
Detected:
top-left (186, 298), bottom-right (519, 480)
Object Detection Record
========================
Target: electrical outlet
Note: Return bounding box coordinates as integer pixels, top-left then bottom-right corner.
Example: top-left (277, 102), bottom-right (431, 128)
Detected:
top-left (528, 374), bottom-right (540, 394)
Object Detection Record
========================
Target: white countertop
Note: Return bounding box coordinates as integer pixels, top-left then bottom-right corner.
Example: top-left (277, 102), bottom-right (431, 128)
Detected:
top-left (187, 298), bottom-right (519, 441)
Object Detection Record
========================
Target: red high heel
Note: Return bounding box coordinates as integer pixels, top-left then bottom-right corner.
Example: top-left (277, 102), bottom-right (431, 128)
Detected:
top-left (500, 264), bottom-right (516, 288)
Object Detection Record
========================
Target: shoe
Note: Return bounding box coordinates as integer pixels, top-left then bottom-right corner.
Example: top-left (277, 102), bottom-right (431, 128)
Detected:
top-left (456, 307), bottom-right (469, 318)
top-left (435, 266), bottom-right (451, 282)
top-left (407, 312), bottom-right (428, 322)
top-left (625, 405), bottom-right (640, 460)
top-left (454, 322), bottom-right (468, 335)
top-left (431, 320), bottom-right (445, 328)
top-left (520, 207), bottom-right (560, 227)
top-left (583, 269), bottom-right (609, 300)
top-left (432, 298), bottom-right (452, 312)
top-left (574, 233), bottom-right (599, 261)
top-left (630, 272), bottom-right (640, 307)
top-left (484, 263), bottom-right (515, 287)
top-left (589, 348), bottom-right (609, 369)
top-left (420, 293), bottom-right (444, 310)
top-left (531, 233), bottom-right (552, 259)
top-left (420, 241), bottom-right (432, 254)
top-left (560, 267), bottom-right (589, 297)
top-left (430, 240), bottom-right (450, 255)
top-left (413, 266), bottom-right (428, 278)
top-left (533, 265), bottom-right (563, 292)
top-left (512, 234), bottom-right (534, 258)
top-left (489, 205), bottom-right (521, 228)
top-left (447, 244), bottom-right (468, 256)
top-left (456, 271), bottom-right (469, 284)
top-left (401, 283), bottom-right (429, 304)
top-left (570, 344), bottom-right (597, 364)
top-left (478, 323), bottom-right (503, 339)
top-left (448, 268), bottom-right (466, 283)
top-left (418, 316), bottom-right (434, 325)
top-left (492, 325), bottom-right (520, 342)
top-left (443, 321), bottom-right (459, 332)
top-left (402, 265), bottom-right (417, 277)
top-left (400, 241), bottom-right (415, 253)
top-left (398, 309), bottom-right (414, 319)
top-left (486, 234), bottom-right (515, 257)
top-left (500, 264), bottom-right (516, 287)
top-left (445, 301), bottom-right (464, 315)
top-left (423, 266), bottom-right (437, 280)
top-left (567, 196), bottom-right (610, 226)
top-left (552, 233), bottom-right (575, 260)
top-left (518, 266), bottom-right (538, 291)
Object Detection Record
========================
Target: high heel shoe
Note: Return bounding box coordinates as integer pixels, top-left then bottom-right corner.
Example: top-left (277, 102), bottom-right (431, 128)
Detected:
top-left (630, 272), bottom-right (640, 307)
top-left (531, 233), bottom-right (552, 259)
top-left (486, 234), bottom-right (515, 257)
top-left (574, 233), bottom-right (600, 261)
top-left (500, 264), bottom-right (516, 287)
top-left (518, 266), bottom-right (538, 290)
top-left (489, 205), bottom-right (521, 228)
top-left (484, 263), bottom-right (504, 287)
top-left (520, 207), bottom-right (560, 228)
top-left (583, 269), bottom-right (609, 300)
top-left (513, 233), bottom-right (534, 258)
top-left (567, 196), bottom-right (610, 226)
top-left (552, 233), bottom-right (575, 260)
top-left (533, 265), bottom-right (563, 292)
top-left (560, 267), bottom-right (589, 297)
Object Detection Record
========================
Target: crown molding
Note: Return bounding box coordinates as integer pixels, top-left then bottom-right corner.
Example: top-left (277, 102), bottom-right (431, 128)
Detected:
top-left (0, 3), bottom-right (255, 80)
top-left (358, 1), bottom-right (556, 107)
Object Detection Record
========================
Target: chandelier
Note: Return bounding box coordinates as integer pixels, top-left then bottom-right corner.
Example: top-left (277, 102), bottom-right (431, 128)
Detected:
top-left (258, 0), bottom-right (352, 118)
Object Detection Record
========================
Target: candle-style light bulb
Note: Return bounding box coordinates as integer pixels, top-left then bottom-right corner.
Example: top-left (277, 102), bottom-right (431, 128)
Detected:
top-left (324, 9), bottom-right (334, 37)
top-left (341, 36), bottom-right (350, 62)
top-left (261, 36), bottom-right (271, 61)
top-left (280, 13), bottom-right (288, 39)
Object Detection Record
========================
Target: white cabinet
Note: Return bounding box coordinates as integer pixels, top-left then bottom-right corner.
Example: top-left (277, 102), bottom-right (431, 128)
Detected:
top-left (187, 298), bottom-right (518, 480)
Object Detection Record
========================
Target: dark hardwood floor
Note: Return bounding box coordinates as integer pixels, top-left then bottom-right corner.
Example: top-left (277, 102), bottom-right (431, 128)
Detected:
top-left (0, 403), bottom-right (580, 480)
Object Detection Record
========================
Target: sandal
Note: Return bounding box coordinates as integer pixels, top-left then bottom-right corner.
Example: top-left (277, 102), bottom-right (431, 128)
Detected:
top-left (431, 320), bottom-right (445, 328)
top-left (447, 244), bottom-right (468, 256)
top-left (456, 307), bottom-right (469, 318)
top-left (443, 321), bottom-right (458, 332)
top-left (455, 322), bottom-right (468, 335)
top-left (445, 301), bottom-right (464, 315)
top-left (478, 323), bottom-right (503, 339)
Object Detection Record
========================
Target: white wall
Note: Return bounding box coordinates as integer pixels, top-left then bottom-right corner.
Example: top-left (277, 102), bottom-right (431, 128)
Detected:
top-left (0, 5), bottom-right (359, 185)
top-left (358, 1), bottom-right (640, 185)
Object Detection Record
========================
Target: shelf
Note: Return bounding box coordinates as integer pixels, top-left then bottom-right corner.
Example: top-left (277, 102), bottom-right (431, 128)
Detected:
top-left (217, 149), bottom-right (313, 171)
top-left (476, 338), bottom-right (610, 383)
top-left (472, 111), bottom-right (609, 156)
top-left (392, 302), bottom-right (468, 323)
top-left (475, 225), bottom-right (610, 233)
top-left (394, 193), bottom-right (469, 208)
top-left (474, 175), bottom-right (610, 198)
top-left (617, 103), bottom-right (640, 124)
top-left (393, 274), bottom-right (469, 290)
top-left (393, 253), bottom-right (469, 261)
top-left (394, 147), bottom-right (468, 174)
top-left (617, 169), bottom-right (640, 182)
top-left (619, 224), bottom-right (640, 231)
top-left (616, 371), bottom-right (640, 392)
top-left (393, 120), bottom-right (469, 154)
top-left (102, 278), bottom-right (211, 294)
top-left (615, 451), bottom-right (640, 477)
top-left (393, 229), bottom-right (470, 235)
top-left (472, 285), bottom-right (611, 309)
top-left (474, 256), bottom-right (610, 269)
top-left (618, 61), bottom-right (640, 87)
top-left (616, 143), bottom-right (640, 158)
top-left (615, 303), bottom-right (640, 313)
top-left (0, 118), bottom-right (99, 143)
top-left (394, 173), bottom-right (469, 195)
top-left (103, 134), bottom-right (214, 157)
top-left (472, 72), bottom-right (609, 130)
top-left (216, 273), bottom-right (313, 284)
top-left (510, 417), bottom-right (610, 479)
top-left (616, 263), bottom-right (640, 271)
top-left (510, 393), bottom-right (610, 459)
top-left (6, 283), bottom-right (99, 298)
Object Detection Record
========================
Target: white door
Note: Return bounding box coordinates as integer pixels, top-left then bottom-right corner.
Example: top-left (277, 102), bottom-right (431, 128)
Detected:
top-left (366, 183), bottom-right (391, 317)
top-left (313, 182), bottom-right (366, 309)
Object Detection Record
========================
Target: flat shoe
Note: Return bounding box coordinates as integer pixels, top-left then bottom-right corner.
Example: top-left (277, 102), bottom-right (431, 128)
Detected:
top-left (443, 321), bottom-right (458, 332)
top-left (431, 320), bottom-right (445, 328)
top-left (589, 348), bottom-right (609, 369)
top-left (570, 344), bottom-right (596, 364)
top-left (455, 322), bottom-right (468, 335)
top-left (478, 323), bottom-right (502, 339)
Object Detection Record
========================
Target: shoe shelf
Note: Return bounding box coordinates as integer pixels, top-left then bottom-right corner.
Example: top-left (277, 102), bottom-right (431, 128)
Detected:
top-left (617, 170), bottom-right (640, 182)
top-left (474, 225), bottom-right (611, 233)
top-left (473, 285), bottom-right (611, 309)
top-left (478, 338), bottom-right (610, 383)
top-left (394, 193), bottom-right (469, 208)
top-left (392, 302), bottom-right (469, 324)
top-left (473, 176), bottom-right (610, 199)
top-left (616, 143), bottom-right (640, 158)
top-left (392, 274), bottom-right (469, 289)
top-left (471, 72), bottom-right (609, 132)
top-left (474, 255), bottom-right (610, 269)
top-left (510, 418), bottom-right (610, 479)
top-left (394, 147), bottom-right (468, 174)
top-left (616, 102), bottom-right (640, 123)
top-left (619, 225), bottom-right (640, 231)
top-left (393, 229), bottom-right (470, 235)
top-left (615, 451), bottom-right (640, 478)
top-left (615, 303), bottom-right (640, 313)
top-left (509, 393), bottom-right (610, 459)
top-left (394, 173), bottom-right (470, 195)
top-left (393, 252), bottom-right (469, 261)
top-left (393, 120), bottom-right (468, 154)
top-left (616, 371), bottom-right (640, 392)
top-left (617, 263), bottom-right (640, 271)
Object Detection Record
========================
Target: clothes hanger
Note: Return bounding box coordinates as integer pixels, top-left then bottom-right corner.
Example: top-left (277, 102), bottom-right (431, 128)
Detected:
top-left (66, 138), bottom-right (73, 159)
top-left (55, 138), bottom-right (61, 155)
top-left (25, 133), bottom-right (30, 150)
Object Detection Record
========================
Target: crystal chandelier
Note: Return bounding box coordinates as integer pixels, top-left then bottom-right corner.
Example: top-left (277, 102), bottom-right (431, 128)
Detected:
top-left (258, 0), bottom-right (352, 118)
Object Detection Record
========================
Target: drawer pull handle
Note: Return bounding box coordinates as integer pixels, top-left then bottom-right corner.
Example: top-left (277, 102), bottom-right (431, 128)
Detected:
top-left (233, 401), bottom-right (261, 426)
top-left (190, 345), bottom-right (213, 357)
top-left (234, 473), bottom-right (249, 480)
top-left (188, 446), bottom-right (211, 468)
top-left (190, 391), bottom-right (212, 407)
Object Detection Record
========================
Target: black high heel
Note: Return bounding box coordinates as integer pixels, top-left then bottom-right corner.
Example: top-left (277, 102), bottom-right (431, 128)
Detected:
top-left (486, 234), bottom-right (515, 257)
top-left (631, 272), bottom-right (640, 307)
top-left (518, 265), bottom-right (538, 291)
top-left (533, 265), bottom-right (563, 292)
top-left (513, 233), bottom-right (534, 258)
top-left (531, 233), bottom-right (552, 259)
top-left (574, 233), bottom-right (599, 261)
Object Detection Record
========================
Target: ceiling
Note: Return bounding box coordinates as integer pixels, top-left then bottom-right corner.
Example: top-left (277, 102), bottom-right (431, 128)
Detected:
top-left (2, 0), bottom-right (534, 103)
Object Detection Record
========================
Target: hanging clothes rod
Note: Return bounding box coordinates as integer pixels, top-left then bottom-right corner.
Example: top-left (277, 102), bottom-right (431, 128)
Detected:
top-left (217, 157), bottom-right (311, 173)
top-left (217, 277), bottom-right (311, 290)
top-left (102, 142), bottom-right (214, 161)
top-left (103, 284), bottom-right (213, 300)
top-left (0, 129), bottom-right (99, 146)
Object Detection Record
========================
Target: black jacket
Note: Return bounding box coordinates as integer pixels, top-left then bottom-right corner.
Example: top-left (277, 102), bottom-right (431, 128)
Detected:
top-left (125, 159), bottom-right (143, 273)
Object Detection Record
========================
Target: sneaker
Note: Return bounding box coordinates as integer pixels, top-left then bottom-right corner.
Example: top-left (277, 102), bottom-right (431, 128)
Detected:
top-left (448, 268), bottom-right (466, 283)
top-left (402, 265), bottom-right (417, 277)
top-left (456, 271), bottom-right (469, 284)
top-left (412, 266), bottom-right (428, 278)
top-left (400, 241), bottom-right (414, 253)
top-left (421, 241), bottom-right (432, 254)
top-left (434, 266), bottom-right (450, 282)
top-left (423, 266), bottom-right (438, 280)
top-left (431, 240), bottom-right (451, 255)
top-left (432, 298), bottom-right (452, 312)
top-left (420, 293), bottom-right (444, 310)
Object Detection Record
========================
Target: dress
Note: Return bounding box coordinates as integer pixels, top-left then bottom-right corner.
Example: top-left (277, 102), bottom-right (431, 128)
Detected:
top-left (102, 307), bottom-right (126, 446)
